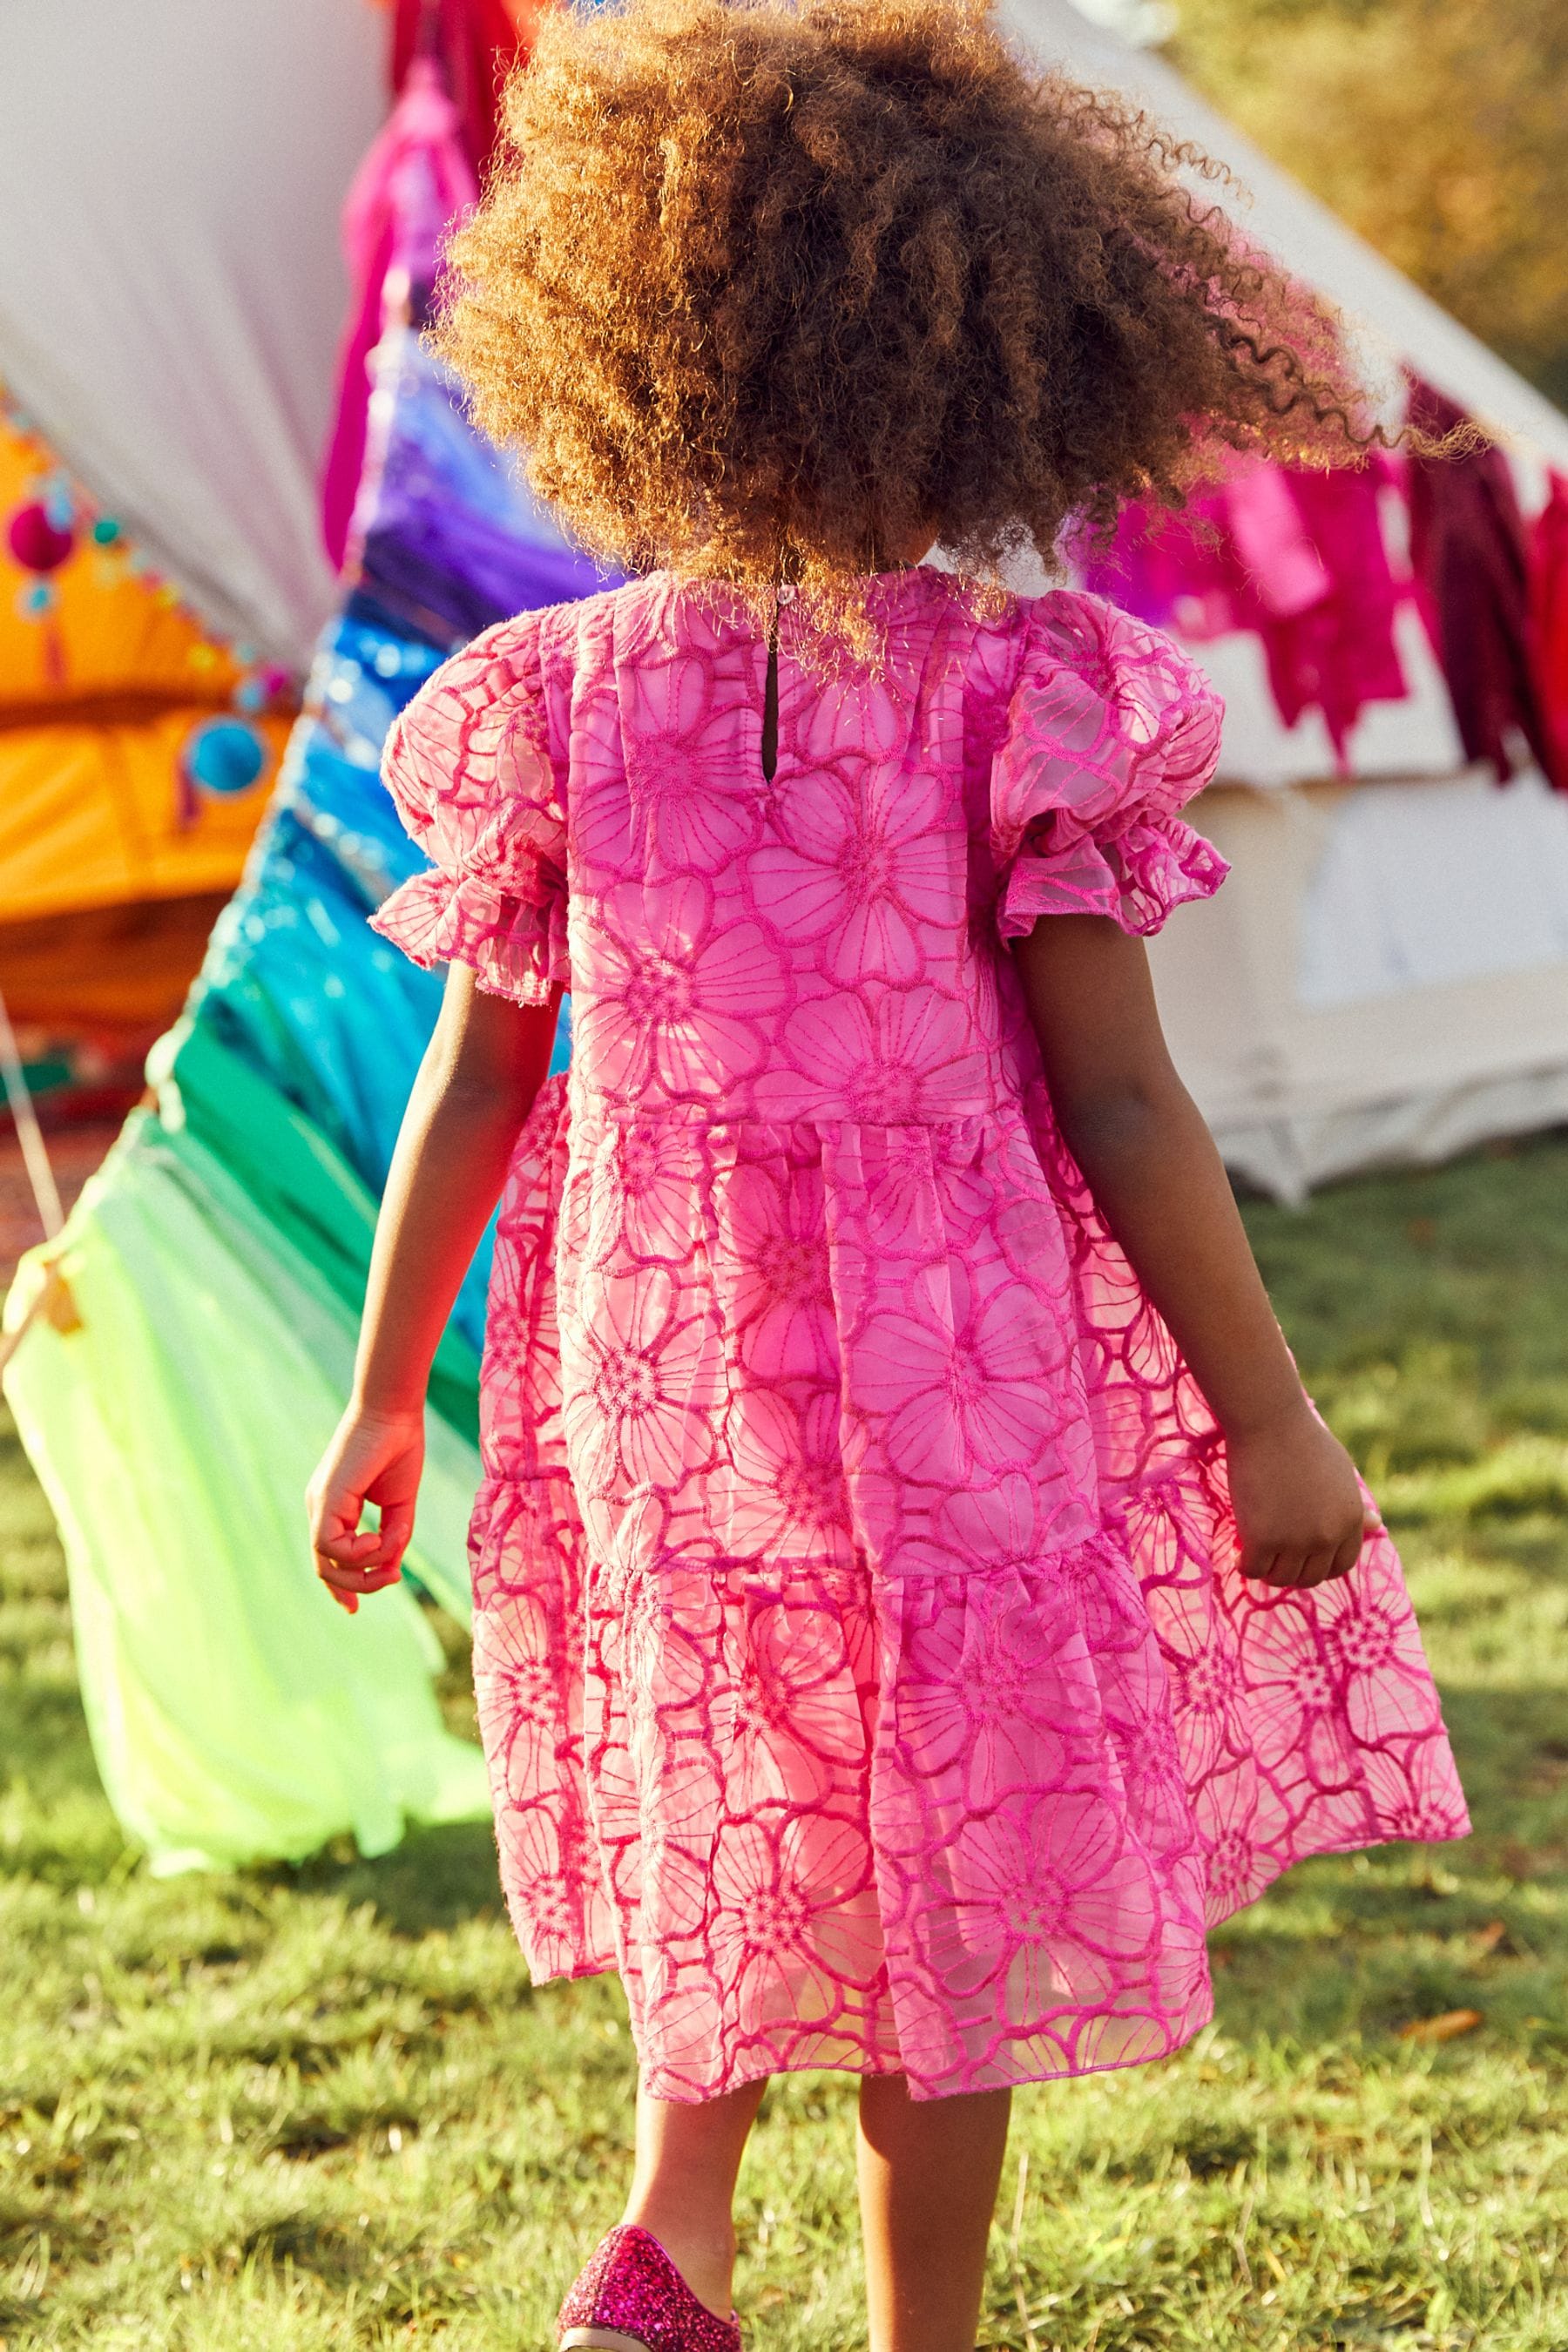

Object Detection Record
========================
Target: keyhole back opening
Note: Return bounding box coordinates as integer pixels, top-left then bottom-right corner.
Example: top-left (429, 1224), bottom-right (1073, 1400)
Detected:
top-left (760, 626), bottom-right (780, 785)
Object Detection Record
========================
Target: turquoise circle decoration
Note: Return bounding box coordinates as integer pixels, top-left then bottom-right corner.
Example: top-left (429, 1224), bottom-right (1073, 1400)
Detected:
top-left (184, 716), bottom-right (266, 796)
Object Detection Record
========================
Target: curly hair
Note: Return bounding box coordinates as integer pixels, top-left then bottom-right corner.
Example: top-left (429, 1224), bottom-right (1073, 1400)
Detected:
top-left (436, 0), bottom-right (1375, 606)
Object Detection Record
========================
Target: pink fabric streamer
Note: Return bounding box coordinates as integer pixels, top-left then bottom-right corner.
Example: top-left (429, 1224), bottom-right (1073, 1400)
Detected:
top-left (1529, 472), bottom-right (1568, 794)
top-left (1086, 456), bottom-right (1409, 767)
top-left (1409, 380), bottom-right (1560, 787)
top-left (1222, 458), bottom-right (1331, 620)
top-left (370, 570), bottom-right (1467, 2102)
top-left (320, 59), bottom-right (479, 573)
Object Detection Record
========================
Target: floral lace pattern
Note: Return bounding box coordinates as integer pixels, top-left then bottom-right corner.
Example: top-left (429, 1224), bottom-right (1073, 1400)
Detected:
top-left (373, 571), bottom-right (1468, 2102)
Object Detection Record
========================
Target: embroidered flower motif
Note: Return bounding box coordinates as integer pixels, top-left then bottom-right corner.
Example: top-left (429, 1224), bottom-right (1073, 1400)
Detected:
top-left (856, 1276), bottom-right (1058, 1484)
top-left (1196, 1768), bottom-right (1265, 1916)
top-left (934, 1464), bottom-right (1096, 1571)
top-left (896, 1573), bottom-right (1077, 1791)
top-left (1328, 1597), bottom-right (1404, 1680)
top-left (473, 1595), bottom-right (569, 1793)
top-left (1166, 1632), bottom-right (1247, 1788)
top-left (722, 1159), bottom-right (835, 1379)
top-left (855, 1119), bottom-right (997, 1265)
top-left (494, 1803), bottom-right (587, 1956)
top-left (576, 875), bottom-right (787, 1103)
top-left (708, 1813), bottom-right (884, 2019)
top-left (623, 653), bottom-right (766, 875)
top-left (586, 1120), bottom-right (699, 1267)
top-left (749, 765), bottom-right (954, 983)
top-left (726, 1584), bottom-right (875, 1794)
top-left (724, 1385), bottom-right (856, 1558)
top-left (762, 986), bottom-right (990, 1123)
top-left (563, 1270), bottom-right (719, 1500)
top-left (943, 1791), bottom-right (1160, 2011)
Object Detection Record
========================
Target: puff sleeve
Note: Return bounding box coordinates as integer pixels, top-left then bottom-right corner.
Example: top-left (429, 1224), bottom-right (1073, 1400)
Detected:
top-left (369, 615), bottom-right (570, 1005)
top-left (990, 591), bottom-right (1228, 940)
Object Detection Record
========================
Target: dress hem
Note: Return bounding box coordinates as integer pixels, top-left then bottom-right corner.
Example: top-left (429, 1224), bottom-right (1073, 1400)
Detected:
top-left (515, 1808), bottom-right (1470, 2103)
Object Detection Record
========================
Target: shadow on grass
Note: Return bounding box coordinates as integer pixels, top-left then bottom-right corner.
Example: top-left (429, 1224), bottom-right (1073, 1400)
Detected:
top-left (3, 1680), bottom-right (110, 1808)
top-left (255, 1814), bottom-right (509, 1936)
top-left (1202, 1678), bottom-right (1568, 2052)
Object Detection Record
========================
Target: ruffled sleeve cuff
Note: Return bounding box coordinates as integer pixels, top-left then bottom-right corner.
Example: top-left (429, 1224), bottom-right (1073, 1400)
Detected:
top-left (370, 868), bottom-right (570, 1005)
top-left (998, 812), bottom-right (1230, 940)
top-left (992, 591), bottom-right (1228, 941)
top-left (368, 613), bottom-right (571, 1007)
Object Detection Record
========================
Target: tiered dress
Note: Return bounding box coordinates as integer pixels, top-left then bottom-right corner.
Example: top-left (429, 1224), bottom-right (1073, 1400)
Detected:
top-left (371, 567), bottom-right (1468, 2102)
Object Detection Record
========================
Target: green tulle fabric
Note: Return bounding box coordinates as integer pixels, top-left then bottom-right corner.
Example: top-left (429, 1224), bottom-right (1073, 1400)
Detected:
top-left (4, 1107), bottom-right (488, 1876)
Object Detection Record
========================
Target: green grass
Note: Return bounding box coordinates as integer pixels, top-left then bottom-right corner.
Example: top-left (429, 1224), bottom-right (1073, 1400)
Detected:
top-left (3, 1136), bottom-right (1567, 2349)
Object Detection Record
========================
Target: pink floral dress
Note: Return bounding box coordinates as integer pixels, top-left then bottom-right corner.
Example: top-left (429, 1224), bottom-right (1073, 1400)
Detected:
top-left (371, 567), bottom-right (1468, 2102)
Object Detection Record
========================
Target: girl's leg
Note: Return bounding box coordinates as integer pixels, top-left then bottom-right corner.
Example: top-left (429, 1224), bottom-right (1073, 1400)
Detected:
top-left (620, 2077), bottom-right (768, 2316)
top-left (857, 2074), bottom-right (1011, 2352)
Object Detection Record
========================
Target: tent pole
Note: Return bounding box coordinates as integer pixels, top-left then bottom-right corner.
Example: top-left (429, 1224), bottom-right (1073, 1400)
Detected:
top-left (0, 985), bottom-right (64, 1241)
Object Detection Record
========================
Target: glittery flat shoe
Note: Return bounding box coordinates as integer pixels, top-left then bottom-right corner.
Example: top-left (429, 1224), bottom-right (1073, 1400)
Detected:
top-left (557, 2225), bottom-right (741, 2352)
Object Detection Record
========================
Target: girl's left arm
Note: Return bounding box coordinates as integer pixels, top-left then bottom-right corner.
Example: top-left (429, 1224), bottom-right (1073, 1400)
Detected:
top-left (306, 965), bottom-right (558, 1612)
top-left (1013, 911), bottom-right (1375, 1591)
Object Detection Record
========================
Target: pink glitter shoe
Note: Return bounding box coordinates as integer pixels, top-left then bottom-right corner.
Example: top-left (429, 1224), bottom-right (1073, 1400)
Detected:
top-left (557, 2225), bottom-right (741, 2352)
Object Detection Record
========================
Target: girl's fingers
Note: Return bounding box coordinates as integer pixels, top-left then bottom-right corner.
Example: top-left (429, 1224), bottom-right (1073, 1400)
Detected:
top-left (1234, 1529), bottom-right (1270, 1580)
top-left (314, 1544), bottom-right (400, 1585)
top-left (314, 1553), bottom-right (401, 1596)
top-left (358, 1498), bottom-right (416, 1572)
top-left (313, 1524), bottom-right (381, 1567)
top-left (1235, 1507), bottom-right (1385, 1590)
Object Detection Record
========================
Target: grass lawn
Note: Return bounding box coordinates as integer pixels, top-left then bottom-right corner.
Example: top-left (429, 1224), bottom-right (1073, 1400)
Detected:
top-left (3, 1137), bottom-right (1566, 2350)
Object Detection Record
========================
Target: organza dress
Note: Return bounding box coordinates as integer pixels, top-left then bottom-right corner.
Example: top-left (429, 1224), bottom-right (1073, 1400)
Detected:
top-left (371, 568), bottom-right (1467, 2102)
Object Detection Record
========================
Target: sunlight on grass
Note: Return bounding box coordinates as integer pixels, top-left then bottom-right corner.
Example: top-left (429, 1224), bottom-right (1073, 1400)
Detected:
top-left (2, 1136), bottom-right (1566, 2347)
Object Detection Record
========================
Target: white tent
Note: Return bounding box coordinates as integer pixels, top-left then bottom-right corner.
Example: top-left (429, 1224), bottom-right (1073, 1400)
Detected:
top-left (997, 0), bottom-right (1568, 1200)
top-left (0, 0), bottom-right (386, 668)
top-left (1000, 0), bottom-right (1568, 469)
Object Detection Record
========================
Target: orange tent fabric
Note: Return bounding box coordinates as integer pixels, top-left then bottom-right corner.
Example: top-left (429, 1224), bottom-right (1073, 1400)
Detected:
top-left (0, 417), bottom-right (253, 713)
top-left (0, 709), bottom-right (287, 925)
top-left (0, 405), bottom-right (286, 1045)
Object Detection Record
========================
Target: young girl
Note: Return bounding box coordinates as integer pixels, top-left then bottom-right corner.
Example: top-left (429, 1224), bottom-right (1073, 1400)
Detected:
top-left (308, 3), bottom-right (1468, 2344)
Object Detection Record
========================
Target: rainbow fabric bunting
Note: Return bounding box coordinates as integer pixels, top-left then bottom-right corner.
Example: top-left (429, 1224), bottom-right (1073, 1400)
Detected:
top-left (4, 194), bottom-right (612, 1869)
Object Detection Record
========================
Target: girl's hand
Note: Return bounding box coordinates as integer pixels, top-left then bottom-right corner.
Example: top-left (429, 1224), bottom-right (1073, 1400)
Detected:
top-left (1225, 1400), bottom-right (1380, 1590)
top-left (306, 1406), bottom-right (425, 1614)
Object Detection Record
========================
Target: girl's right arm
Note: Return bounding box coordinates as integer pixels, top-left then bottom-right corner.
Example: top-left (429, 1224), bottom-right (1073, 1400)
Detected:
top-left (305, 965), bottom-right (558, 1612)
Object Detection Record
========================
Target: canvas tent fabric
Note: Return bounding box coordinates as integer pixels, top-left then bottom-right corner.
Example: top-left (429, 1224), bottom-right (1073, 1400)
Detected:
top-left (997, 0), bottom-right (1568, 1196)
top-left (1151, 774), bottom-right (1568, 1201)
top-left (998, 0), bottom-right (1568, 473)
top-left (0, 0), bottom-right (385, 667)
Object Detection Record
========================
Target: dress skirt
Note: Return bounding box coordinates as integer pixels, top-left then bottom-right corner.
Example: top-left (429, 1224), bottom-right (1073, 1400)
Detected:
top-left (465, 1074), bottom-right (1468, 2103)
